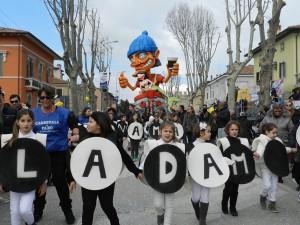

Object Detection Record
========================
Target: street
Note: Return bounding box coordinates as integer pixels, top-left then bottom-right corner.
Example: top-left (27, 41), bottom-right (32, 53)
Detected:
top-left (0, 162), bottom-right (300, 225)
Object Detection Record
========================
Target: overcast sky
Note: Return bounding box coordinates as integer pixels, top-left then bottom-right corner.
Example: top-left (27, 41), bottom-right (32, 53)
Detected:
top-left (1, 0), bottom-right (299, 102)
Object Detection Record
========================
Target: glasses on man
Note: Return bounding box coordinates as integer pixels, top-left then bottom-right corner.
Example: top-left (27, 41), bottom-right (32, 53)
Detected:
top-left (10, 100), bottom-right (19, 104)
top-left (285, 104), bottom-right (292, 107)
top-left (40, 96), bottom-right (52, 100)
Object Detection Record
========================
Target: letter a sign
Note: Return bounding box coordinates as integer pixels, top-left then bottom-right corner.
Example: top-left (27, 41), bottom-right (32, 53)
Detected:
top-left (71, 137), bottom-right (122, 190)
top-left (128, 122), bottom-right (143, 140)
top-left (188, 143), bottom-right (229, 188)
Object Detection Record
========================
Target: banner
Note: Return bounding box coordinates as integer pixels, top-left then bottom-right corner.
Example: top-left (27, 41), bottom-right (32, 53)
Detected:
top-left (100, 72), bottom-right (109, 90)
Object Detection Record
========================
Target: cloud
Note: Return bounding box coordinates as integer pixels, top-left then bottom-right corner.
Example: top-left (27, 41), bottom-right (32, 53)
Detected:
top-left (84, 0), bottom-right (300, 101)
top-left (84, 0), bottom-right (300, 102)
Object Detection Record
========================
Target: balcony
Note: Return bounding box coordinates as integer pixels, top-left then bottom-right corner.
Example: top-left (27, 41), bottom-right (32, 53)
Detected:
top-left (25, 78), bottom-right (41, 90)
top-left (25, 78), bottom-right (56, 93)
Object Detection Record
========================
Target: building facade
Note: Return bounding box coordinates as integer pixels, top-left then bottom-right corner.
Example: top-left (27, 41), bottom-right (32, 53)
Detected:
top-left (52, 65), bottom-right (70, 108)
top-left (204, 65), bottom-right (255, 105)
top-left (0, 27), bottom-right (61, 107)
top-left (253, 25), bottom-right (300, 98)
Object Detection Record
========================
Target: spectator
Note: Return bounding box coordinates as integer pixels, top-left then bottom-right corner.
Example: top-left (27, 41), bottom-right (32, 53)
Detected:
top-left (284, 100), bottom-right (295, 117)
top-left (289, 88), bottom-right (300, 100)
top-left (271, 88), bottom-right (279, 103)
top-left (208, 111), bottom-right (218, 142)
top-left (199, 104), bottom-right (209, 122)
top-left (78, 107), bottom-right (92, 127)
top-left (177, 105), bottom-right (186, 125)
top-left (0, 88), bottom-right (17, 134)
top-left (107, 107), bottom-right (118, 123)
top-left (259, 103), bottom-right (294, 145)
top-left (216, 102), bottom-right (230, 139)
top-left (237, 112), bottom-right (255, 143)
top-left (183, 106), bottom-right (199, 143)
top-left (126, 104), bottom-right (135, 121)
top-left (9, 94), bottom-right (24, 111)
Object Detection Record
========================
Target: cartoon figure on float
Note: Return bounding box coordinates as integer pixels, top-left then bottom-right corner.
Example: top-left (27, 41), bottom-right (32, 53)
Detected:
top-left (119, 31), bottom-right (179, 113)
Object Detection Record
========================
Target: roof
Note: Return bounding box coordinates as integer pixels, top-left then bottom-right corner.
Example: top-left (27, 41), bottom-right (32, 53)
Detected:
top-left (252, 25), bottom-right (300, 55)
top-left (206, 65), bottom-right (254, 86)
top-left (52, 78), bottom-right (69, 84)
top-left (239, 65), bottom-right (254, 75)
top-left (0, 27), bottom-right (62, 60)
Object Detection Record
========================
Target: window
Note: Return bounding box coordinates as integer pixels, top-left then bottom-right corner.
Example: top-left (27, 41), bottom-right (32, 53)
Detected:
top-left (38, 63), bottom-right (43, 81)
top-left (26, 56), bottom-right (34, 78)
top-left (56, 88), bottom-right (63, 97)
top-left (46, 67), bottom-right (51, 83)
top-left (279, 62), bottom-right (286, 79)
top-left (256, 72), bottom-right (260, 83)
top-left (0, 53), bottom-right (3, 76)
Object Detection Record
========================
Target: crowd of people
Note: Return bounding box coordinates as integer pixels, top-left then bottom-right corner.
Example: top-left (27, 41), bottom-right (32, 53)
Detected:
top-left (0, 85), bottom-right (300, 225)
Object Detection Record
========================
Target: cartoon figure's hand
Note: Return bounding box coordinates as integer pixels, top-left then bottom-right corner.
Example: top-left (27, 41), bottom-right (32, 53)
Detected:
top-left (167, 63), bottom-right (179, 77)
top-left (119, 73), bottom-right (129, 88)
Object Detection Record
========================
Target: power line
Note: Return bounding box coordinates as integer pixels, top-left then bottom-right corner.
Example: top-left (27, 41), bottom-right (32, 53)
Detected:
top-left (0, 8), bottom-right (21, 29)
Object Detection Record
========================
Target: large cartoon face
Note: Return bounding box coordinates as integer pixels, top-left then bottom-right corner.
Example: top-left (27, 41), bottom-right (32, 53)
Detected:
top-left (130, 50), bottom-right (160, 74)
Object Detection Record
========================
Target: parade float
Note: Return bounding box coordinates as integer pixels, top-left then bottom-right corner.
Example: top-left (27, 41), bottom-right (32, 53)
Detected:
top-left (119, 31), bottom-right (179, 113)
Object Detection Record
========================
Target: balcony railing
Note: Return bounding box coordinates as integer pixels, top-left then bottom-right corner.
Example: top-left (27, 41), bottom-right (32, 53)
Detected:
top-left (25, 78), bottom-right (40, 90)
top-left (25, 78), bottom-right (56, 93)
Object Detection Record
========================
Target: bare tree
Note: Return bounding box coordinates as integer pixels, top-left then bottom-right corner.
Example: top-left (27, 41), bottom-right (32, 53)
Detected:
top-left (83, 9), bottom-right (100, 110)
top-left (224, 0), bottom-right (258, 113)
top-left (44, 0), bottom-right (88, 113)
top-left (162, 74), bottom-right (180, 97)
top-left (95, 39), bottom-right (113, 89)
top-left (166, 3), bottom-right (219, 106)
top-left (257, 0), bottom-right (286, 108)
top-left (166, 4), bottom-right (192, 95)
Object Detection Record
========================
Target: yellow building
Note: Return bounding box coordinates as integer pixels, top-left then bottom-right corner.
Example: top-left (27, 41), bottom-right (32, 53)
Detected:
top-left (253, 25), bottom-right (300, 97)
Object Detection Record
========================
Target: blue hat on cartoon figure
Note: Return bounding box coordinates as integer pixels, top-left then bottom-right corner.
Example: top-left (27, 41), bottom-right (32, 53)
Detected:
top-left (127, 31), bottom-right (161, 67)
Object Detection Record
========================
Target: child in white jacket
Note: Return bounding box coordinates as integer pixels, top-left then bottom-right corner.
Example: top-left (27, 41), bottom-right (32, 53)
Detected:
top-left (0, 109), bottom-right (47, 225)
top-left (252, 122), bottom-right (295, 213)
top-left (140, 121), bottom-right (185, 225)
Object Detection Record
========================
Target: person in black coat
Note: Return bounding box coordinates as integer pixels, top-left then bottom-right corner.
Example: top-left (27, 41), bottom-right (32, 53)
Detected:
top-left (237, 112), bottom-right (255, 143)
top-left (75, 112), bottom-right (142, 225)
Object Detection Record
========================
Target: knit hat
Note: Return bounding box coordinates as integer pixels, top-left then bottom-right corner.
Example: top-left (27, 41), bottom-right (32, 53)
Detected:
top-left (127, 31), bottom-right (161, 67)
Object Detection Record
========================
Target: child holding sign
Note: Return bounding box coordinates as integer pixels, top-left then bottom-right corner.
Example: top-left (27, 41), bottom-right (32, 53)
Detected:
top-left (217, 121), bottom-right (249, 217)
top-left (77, 112), bottom-right (142, 225)
top-left (252, 123), bottom-right (295, 213)
top-left (140, 121), bottom-right (185, 225)
top-left (128, 112), bottom-right (143, 160)
top-left (188, 122), bottom-right (211, 225)
top-left (0, 109), bottom-right (47, 225)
